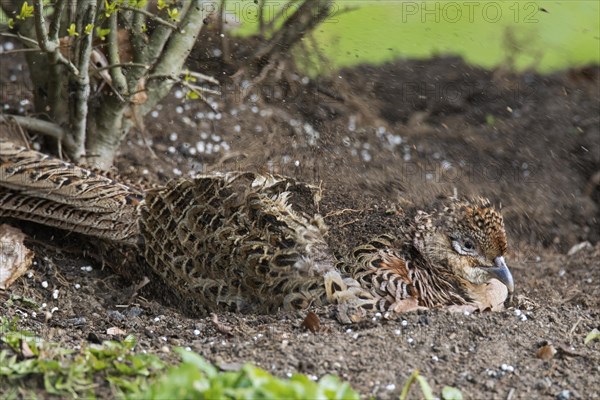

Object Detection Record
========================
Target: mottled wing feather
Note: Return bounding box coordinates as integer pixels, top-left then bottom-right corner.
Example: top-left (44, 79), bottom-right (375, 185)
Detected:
top-left (140, 173), bottom-right (335, 314)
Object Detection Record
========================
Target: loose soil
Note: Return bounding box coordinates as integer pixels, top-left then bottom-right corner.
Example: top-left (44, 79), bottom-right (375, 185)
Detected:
top-left (1, 35), bottom-right (599, 399)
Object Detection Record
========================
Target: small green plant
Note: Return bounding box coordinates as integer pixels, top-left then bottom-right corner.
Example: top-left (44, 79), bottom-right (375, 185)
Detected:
top-left (399, 370), bottom-right (463, 400)
top-left (0, 317), bottom-right (359, 399)
top-left (585, 328), bottom-right (600, 344)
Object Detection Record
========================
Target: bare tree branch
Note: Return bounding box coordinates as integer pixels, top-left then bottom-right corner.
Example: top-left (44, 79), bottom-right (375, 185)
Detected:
top-left (30, 1), bottom-right (79, 76)
top-left (139, 0), bottom-right (207, 116)
top-left (67, 0), bottom-right (97, 160)
top-left (49, 0), bottom-right (67, 41)
top-left (119, 5), bottom-right (180, 31)
top-left (107, 11), bottom-right (128, 94)
top-left (0, 115), bottom-right (66, 141)
top-left (254, 0), bottom-right (333, 63)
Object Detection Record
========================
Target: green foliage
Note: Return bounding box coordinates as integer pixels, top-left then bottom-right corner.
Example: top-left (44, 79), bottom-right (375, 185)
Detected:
top-left (399, 370), bottom-right (462, 400)
top-left (67, 23), bottom-right (79, 37)
top-left (584, 328), bottom-right (600, 344)
top-left (142, 348), bottom-right (358, 400)
top-left (96, 27), bottom-right (112, 40)
top-left (0, 317), bottom-right (359, 399)
top-left (442, 385), bottom-right (464, 400)
top-left (104, 0), bottom-right (119, 17)
top-left (84, 23), bottom-right (94, 36)
top-left (166, 7), bottom-right (179, 22)
top-left (16, 2), bottom-right (34, 21)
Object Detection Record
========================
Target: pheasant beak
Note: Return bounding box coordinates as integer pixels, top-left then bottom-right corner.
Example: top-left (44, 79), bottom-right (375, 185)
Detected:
top-left (486, 256), bottom-right (514, 293)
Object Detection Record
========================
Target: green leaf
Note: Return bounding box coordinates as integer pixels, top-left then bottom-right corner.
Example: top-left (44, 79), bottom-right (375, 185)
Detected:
top-left (96, 27), bottom-right (112, 40)
top-left (176, 348), bottom-right (217, 378)
top-left (67, 23), bottom-right (79, 37)
top-left (400, 370), bottom-right (435, 400)
top-left (400, 370), bottom-right (418, 400)
top-left (104, 0), bottom-right (119, 17)
top-left (157, 0), bottom-right (167, 10)
top-left (416, 375), bottom-right (435, 400)
top-left (84, 24), bottom-right (94, 35)
top-left (167, 7), bottom-right (179, 21)
top-left (584, 328), bottom-right (600, 344)
top-left (17, 2), bottom-right (34, 20)
top-left (442, 386), bottom-right (464, 400)
top-left (8, 18), bottom-right (15, 29)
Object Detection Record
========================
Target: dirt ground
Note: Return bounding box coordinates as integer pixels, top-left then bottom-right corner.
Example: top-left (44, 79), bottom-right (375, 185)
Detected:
top-left (1, 33), bottom-right (599, 399)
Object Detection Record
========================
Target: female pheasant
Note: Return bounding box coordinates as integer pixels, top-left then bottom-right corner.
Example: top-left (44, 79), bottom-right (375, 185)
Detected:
top-left (0, 139), bottom-right (513, 322)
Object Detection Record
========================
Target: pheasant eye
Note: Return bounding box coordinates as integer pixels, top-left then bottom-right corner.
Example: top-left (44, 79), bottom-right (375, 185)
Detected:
top-left (463, 240), bottom-right (474, 250)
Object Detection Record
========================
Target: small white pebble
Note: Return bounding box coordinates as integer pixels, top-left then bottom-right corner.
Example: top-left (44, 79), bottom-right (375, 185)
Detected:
top-left (27, 271), bottom-right (34, 278)
top-left (352, 333), bottom-right (359, 340)
top-left (432, 355), bottom-right (439, 362)
top-left (173, 168), bottom-right (182, 176)
top-left (308, 374), bottom-right (318, 381)
top-left (463, 310), bottom-right (470, 316)
top-left (41, 303), bottom-right (47, 308)
top-left (286, 372), bottom-right (293, 378)
top-left (154, 317), bottom-right (160, 322)
top-left (169, 132), bottom-right (178, 141)
top-left (52, 289), bottom-right (59, 299)
top-left (345, 328), bottom-right (353, 333)
top-left (174, 90), bottom-right (183, 99)
top-left (407, 338), bottom-right (414, 344)
top-left (50, 307), bottom-right (58, 313)
top-left (184, 346), bottom-right (191, 351)
top-left (558, 269), bottom-right (566, 277)
top-left (41, 281), bottom-right (48, 288)
top-left (167, 146), bottom-right (176, 154)
top-left (394, 329), bottom-right (401, 336)
top-left (401, 320), bottom-right (408, 327)
top-left (520, 314), bottom-right (528, 321)
top-left (514, 309), bottom-right (522, 317)
top-left (74, 284), bottom-right (81, 289)
top-left (175, 106), bottom-right (184, 114)
top-left (161, 336), bottom-right (167, 342)
top-left (192, 329), bottom-right (200, 335)
top-left (151, 110), bottom-right (159, 118)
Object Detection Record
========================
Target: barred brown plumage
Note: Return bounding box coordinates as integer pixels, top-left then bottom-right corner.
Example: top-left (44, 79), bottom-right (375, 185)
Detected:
top-left (0, 139), bottom-right (514, 322)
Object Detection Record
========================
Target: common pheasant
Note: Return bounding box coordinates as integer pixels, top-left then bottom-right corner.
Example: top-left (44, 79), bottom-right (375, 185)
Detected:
top-left (0, 139), bottom-right (514, 322)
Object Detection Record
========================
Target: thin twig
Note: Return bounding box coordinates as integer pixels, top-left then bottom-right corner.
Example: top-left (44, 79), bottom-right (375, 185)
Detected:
top-left (94, 62), bottom-right (150, 73)
top-left (185, 70), bottom-right (220, 85)
top-left (118, 4), bottom-right (180, 31)
top-left (0, 32), bottom-right (39, 47)
top-left (324, 208), bottom-right (366, 219)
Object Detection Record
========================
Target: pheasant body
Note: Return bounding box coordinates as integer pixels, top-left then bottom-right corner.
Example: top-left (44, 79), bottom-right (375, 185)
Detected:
top-left (0, 139), bottom-right (514, 320)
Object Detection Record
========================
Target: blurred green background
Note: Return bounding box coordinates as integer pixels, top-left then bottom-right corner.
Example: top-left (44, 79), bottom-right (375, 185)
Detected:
top-left (233, 0), bottom-right (600, 73)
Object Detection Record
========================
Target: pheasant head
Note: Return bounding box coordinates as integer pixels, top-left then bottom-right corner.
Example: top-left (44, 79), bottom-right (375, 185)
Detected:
top-left (414, 197), bottom-right (514, 299)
